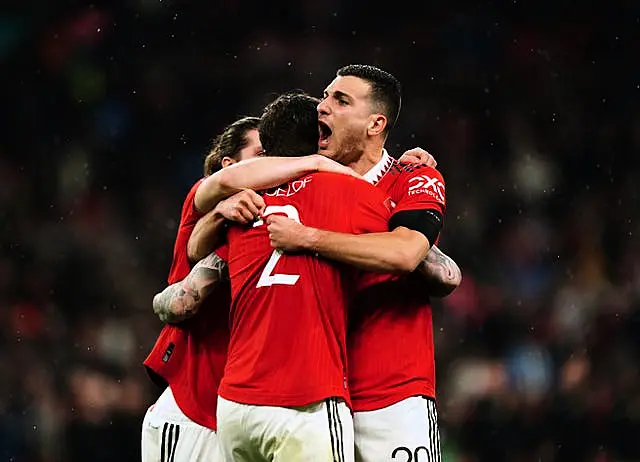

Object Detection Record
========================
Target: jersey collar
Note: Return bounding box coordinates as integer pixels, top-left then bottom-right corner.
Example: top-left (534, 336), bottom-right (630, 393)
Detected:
top-left (363, 149), bottom-right (394, 185)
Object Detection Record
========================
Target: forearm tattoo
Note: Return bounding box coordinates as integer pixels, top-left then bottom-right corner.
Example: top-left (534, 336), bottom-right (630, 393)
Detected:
top-left (153, 252), bottom-right (228, 324)
top-left (424, 246), bottom-right (458, 280)
top-left (420, 245), bottom-right (462, 299)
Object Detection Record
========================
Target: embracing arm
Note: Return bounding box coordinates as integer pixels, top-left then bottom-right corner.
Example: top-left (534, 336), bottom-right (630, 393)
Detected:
top-left (187, 209), bottom-right (227, 262)
top-left (194, 155), bottom-right (358, 213)
top-left (305, 226), bottom-right (430, 273)
top-left (153, 252), bottom-right (228, 324)
top-left (188, 188), bottom-right (268, 262)
top-left (266, 214), bottom-right (430, 273)
top-left (418, 246), bottom-right (462, 297)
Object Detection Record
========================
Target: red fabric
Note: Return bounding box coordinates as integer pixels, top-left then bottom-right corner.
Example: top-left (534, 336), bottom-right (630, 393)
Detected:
top-left (143, 178), bottom-right (229, 430)
top-left (348, 160), bottom-right (447, 411)
top-left (218, 173), bottom-right (391, 408)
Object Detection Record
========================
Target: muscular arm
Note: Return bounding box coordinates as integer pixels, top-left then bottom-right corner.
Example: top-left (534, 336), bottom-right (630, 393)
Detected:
top-left (418, 246), bottom-right (462, 297)
top-left (152, 252), bottom-right (228, 324)
top-left (187, 209), bottom-right (226, 262)
top-left (194, 155), bottom-right (356, 213)
top-left (303, 226), bottom-right (431, 273)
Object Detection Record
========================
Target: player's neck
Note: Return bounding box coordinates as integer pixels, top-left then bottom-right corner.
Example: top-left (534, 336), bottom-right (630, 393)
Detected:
top-left (349, 147), bottom-right (384, 176)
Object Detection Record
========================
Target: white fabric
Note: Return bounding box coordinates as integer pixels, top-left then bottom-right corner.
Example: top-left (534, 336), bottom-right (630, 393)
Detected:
top-left (217, 396), bottom-right (355, 462)
top-left (362, 149), bottom-right (393, 184)
top-left (354, 396), bottom-right (441, 462)
top-left (141, 387), bottom-right (222, 462)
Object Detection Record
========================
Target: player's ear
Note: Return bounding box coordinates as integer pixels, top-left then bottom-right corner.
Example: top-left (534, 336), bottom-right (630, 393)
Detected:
top-left (221, 156), bottom-right (237, 168)
top-left (367, 114), bottom-right (387, 137)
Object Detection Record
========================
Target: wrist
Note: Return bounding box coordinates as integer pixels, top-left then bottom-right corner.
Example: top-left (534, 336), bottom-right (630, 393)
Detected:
top-left (303, 226), bottom-right (323, 252)
top-left (211, 203), bottom-right (226, 220)
top-left (309, 154), bottom-right (324, 172)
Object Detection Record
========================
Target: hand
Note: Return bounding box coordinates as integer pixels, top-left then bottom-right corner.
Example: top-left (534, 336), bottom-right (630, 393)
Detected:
top-left (399, 147), bottom-right (437, 168)
top-left (313, 155), bottom-right (362, 179)
top-left (266, 215), bottom-right (313, 251)
top-left (215, 189), bottom-right (266, 224)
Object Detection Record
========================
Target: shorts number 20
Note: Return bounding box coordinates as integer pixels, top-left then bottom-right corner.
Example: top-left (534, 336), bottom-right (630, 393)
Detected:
top-left (253, 205), bottom-right (301, 288)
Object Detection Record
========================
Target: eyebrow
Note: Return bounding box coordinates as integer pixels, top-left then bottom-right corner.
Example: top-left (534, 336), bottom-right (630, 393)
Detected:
top-left (324, 89), bottom-right (353, 102)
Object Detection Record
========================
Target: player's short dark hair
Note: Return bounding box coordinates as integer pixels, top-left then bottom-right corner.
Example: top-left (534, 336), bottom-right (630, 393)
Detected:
top-left (259, 91), bottom-right (321, 158)
top-left (337, 64), bottom-right (401, 133)
top-left (203, 116), bottom-right (260, 176)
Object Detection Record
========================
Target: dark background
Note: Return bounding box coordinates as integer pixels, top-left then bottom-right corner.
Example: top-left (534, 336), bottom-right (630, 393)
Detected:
top-left (1, 2), bottom-right (639, 461)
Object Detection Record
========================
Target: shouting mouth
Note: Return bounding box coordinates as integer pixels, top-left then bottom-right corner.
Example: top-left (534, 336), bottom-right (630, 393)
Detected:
top-left (318, 121), bottom-right (332, 149)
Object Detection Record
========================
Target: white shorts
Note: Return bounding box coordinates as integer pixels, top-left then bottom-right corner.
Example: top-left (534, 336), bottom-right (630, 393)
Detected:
top-left (354, 396), bottom-right (440, 462)
top-left (141, 387), bottom-right (222, 462)
top-left (217, 395), bottom-right (354, 462)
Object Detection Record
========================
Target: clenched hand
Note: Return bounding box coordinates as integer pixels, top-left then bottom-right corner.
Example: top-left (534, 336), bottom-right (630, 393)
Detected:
top-left (266, 215), bottom-right (313, 252)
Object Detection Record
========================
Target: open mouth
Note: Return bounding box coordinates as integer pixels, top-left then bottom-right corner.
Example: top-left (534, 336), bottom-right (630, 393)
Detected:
top-left (318, 121), bottom-right (332, 149)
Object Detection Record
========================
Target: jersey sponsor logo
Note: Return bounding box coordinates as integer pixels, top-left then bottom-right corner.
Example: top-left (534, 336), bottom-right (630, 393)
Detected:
top-left (265, 176), bottom-right (312, 198)
top-left (407, 175), bottom-right (445, 203)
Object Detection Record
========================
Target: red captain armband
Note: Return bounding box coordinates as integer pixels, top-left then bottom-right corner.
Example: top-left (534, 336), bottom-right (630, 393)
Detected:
top-left (214, 243), bottom-right (229, 262)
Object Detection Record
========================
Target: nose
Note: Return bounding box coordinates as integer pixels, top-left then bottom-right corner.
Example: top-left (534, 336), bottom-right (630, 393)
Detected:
top-left (317, 99), bottom-right (330, 116)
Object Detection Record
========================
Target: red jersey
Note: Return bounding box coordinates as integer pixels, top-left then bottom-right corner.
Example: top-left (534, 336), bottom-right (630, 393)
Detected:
top-left (348, 150), bottom-right (447, 411)
top-left (144, 178), bottom-right (230, 430)
top-left (217, 172), bottom-right (392, 408)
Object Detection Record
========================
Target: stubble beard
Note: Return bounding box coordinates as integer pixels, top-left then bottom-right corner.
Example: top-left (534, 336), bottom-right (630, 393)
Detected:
top-left (335, 131), bottom-right (365, 167)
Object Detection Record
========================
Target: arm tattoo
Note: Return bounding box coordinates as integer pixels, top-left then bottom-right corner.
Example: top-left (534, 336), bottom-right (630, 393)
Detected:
top-left (421, 245), bottom-right (462, 297)
top-left (153, 252), bottom-right (228, 324)
top-left (424, 246), bottom-right (457, 279)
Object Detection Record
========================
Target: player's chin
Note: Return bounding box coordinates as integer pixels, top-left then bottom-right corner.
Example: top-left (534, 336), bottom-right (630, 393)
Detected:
top-left (317, 142), bottom-right (336, 159)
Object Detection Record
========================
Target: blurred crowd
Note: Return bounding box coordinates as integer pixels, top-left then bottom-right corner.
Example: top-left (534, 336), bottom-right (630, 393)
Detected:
top-left (1, 2), bottom-right (638, 461)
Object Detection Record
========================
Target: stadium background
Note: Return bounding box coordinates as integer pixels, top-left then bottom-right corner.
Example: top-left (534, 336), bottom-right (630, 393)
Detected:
top-left (1, 2), bottom-right (638, 461)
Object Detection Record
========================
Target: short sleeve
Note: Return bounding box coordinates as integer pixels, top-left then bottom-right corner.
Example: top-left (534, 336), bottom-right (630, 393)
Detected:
top-left (391, 165), bottom-right (446, 217)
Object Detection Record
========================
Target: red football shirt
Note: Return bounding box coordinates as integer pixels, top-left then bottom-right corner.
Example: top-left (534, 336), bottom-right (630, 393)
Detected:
top-left (348, 151), bottom-right (447, 411)
top-left (217, 172), bottom-right (392, 408)
top-left (143, 178), bottom-right (230, 430)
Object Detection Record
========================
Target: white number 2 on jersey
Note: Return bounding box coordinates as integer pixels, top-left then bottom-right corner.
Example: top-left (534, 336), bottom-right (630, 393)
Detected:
top-left (253, 205), bottom-right (301, 288)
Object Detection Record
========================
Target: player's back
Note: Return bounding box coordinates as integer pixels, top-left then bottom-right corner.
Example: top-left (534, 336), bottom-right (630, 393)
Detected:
top-left (349, 155), bottom-right (447, 411)
top-left (219, 172), bottom-right (392, 408)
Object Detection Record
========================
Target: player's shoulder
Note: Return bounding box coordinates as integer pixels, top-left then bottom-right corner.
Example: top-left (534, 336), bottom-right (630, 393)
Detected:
top-left (309, 171), bottom-right (374, 190)
top-left (394, 162), bottom-right (442, 177)
top-left (392, 162), bottom-right (445, 185)
top-left (180, 177), bottom-right (206, 217)
top-left (184, 177), bottom-right (206, 203)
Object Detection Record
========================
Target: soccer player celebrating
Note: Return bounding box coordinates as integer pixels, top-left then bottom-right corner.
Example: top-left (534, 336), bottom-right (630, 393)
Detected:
top-left (154, 92), bottom-right (431, 461)
top-left (141, 116), bottom-right (262, 462)
top-left (142, 116), bottom-right (359, 462)
top-left (267, 65), bottom-right (459, 461)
